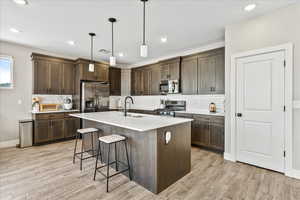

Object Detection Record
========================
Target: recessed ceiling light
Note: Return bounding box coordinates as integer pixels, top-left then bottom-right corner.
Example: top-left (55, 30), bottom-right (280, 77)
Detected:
top-left (160, 36), bottom-right (167, 43)
top-left (10, 28), bottom-right (21, 33)
top-left (118, 52), bottom-right (124, 57)
top-left (67, 40), bottom-right (75, 46)
top-left (244, 4), bottom-right (256, 12)
top-left (12, 0), bottom-right (28, 5)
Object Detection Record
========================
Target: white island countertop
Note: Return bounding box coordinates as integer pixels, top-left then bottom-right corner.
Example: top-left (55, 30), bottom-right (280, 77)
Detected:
top-left (70, 111), bottom-right (193, 132)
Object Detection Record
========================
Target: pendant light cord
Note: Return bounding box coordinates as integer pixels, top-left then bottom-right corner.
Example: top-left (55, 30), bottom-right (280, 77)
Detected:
top-left (143, 1), bottom-right (146, 45)
top-left (91, 35), bottom-right (93, 62)
top-left (112, 22), bottom-right (114, 57)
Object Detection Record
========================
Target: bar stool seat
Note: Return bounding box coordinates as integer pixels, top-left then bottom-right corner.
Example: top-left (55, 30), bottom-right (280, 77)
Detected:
top-left (93, 134), bottom-right (132, 192)
top-left (73, 128), bottom-right (100, 170)
top-left (99, 134), bottom-right (126, 144)
top-left (77, 128), bottom-right (98, 134)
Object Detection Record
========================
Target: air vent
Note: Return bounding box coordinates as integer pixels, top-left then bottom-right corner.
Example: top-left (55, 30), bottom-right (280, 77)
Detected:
top-left (99, 49), bottom-right (110, 54)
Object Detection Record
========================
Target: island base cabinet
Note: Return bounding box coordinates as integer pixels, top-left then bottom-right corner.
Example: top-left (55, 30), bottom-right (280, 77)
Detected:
top-left (83, 120), bottom-right (191, 194)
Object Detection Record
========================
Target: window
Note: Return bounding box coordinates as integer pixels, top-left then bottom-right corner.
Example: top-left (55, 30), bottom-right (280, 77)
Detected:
top-left (0, 55), bottom-right (14, 89)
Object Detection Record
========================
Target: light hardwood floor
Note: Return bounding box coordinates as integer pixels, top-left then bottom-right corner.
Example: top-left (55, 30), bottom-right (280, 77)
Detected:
top-left (1, 140), bottom-right (300, 200)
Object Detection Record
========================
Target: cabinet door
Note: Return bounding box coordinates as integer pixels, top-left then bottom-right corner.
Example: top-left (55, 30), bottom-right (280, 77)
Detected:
top-left (62, 63), bottom-right (75, 94)
top-left (82, 63), bottom-right (95, 81)
top-left (160, 63), bottom-right (169, 80)
top-left (33, 60), bottom-right (50, 94)
top-left (51, 119), bottom-right (64, 140)
top-left (95, 64), bottom-right (109, 82)
top-left (34, 120), bottom-right (51, 144)
top-left (136, 70), bottom-right (144, 95)
top-left (209, 117), bottom-right (224, 151)
top-left (150, 65), bottom-right (161, 95)
top-left (214, 53), bottom-right (225, 94)
top-left (49, 62), bottom-right (63, 94)
top-left (181, 57), bottom-right (198, 94)
top-left (143, 69), bottom-right (151, 95)
top-left (131, 70), bottom-right (136, 95)
top-left (64, 118), bottom-right (80, 138)
top-left (198, 56), bottom-right (216, 94)
top-left (192, 116), bottom-right (210, 147)
top-left (169, 61), bottom-right (180, 80)
top-left (109, 67), bottom-right (121, 96)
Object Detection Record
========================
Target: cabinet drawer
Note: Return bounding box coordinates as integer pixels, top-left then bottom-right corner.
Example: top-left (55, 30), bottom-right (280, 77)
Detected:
top-left (34, 113), bottom-right (65, 120)
top-left (211, 116), bottom-right (224, 125)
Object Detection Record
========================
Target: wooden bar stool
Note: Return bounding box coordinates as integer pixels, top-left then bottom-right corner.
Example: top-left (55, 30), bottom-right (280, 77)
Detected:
top-left (73, 128), bottom-right (100, 170)
top-left (93, 134), bottom-right (132, 192)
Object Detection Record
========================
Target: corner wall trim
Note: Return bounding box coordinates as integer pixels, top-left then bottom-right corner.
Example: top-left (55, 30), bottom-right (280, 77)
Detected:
top-left (286, 169), bottom-right (300, 179)
top-left (224, 153), bottom-right (236, 162)
top-left (0, 139), bottom-right (19, 148)
top-left (294, 101), bottom-right (300, 109)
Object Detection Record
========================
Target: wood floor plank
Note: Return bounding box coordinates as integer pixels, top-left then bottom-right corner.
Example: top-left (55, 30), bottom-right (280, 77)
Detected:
top-left (1, 140), bottom-right (300, 200)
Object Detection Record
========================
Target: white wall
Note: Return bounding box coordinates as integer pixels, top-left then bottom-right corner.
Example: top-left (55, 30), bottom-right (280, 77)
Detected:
top-left (0, 41), bottom-right (75, 144)
top-left (225, 4), bottom-right (300, 169)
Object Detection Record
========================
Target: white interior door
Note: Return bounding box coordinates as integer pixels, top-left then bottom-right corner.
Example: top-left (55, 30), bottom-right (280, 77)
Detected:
top-left (236, 50), bottom-right (285, 172)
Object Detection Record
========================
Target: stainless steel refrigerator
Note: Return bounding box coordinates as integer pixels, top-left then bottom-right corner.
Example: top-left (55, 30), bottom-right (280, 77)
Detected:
top-left (80, 81), bottom-right (110, 113)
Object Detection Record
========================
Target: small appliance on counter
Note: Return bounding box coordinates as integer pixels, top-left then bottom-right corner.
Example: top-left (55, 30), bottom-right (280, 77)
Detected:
top-left (63, 97), bottom-right (73, 110)
top-left (209, 102), bottom-right (217, 113)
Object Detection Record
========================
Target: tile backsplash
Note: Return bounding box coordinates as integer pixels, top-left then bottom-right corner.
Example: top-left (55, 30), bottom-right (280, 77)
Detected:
top-left (32, 95), bottom-right (72, 110)
top-left (110, 94), bottom-right (225, 112)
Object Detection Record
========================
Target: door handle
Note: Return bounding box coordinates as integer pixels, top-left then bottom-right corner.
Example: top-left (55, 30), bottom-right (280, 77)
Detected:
top-left (236, 113), bottom-right (242, 117)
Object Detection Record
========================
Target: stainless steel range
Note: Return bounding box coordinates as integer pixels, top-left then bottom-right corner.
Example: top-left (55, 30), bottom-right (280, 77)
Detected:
top-left (156, 100), bottom-right (186, 117)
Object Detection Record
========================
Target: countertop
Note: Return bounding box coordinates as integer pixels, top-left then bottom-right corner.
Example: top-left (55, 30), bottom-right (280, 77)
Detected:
top-left (32, 109), bottom-right (80, 114)
top-left (70, 111), bottom-right (193, 132)
top-left (175, 110), bottom-right (225, 116)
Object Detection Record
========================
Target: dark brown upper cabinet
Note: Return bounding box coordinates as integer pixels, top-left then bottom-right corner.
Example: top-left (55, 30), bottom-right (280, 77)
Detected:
top-left (181, 56), bottom-right (198, 94)
top-left (109, 67), bottom-right (121, 96)
top-left (158, 57), bottom-right (180, 80)
top-left (75, 59), bottom-right (109, 82)
top-left (181, 48), bottom-right (225, 95)
top-left (32, 53), bottom-right (75, 95)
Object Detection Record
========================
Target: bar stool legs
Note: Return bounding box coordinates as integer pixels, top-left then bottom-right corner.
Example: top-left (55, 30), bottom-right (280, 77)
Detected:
top-left (124, 141), bottom-right (132, 180)
top-left (73, 128), bottom-right (99, 171)
top-left (93, 136), bottom-right (131, 193)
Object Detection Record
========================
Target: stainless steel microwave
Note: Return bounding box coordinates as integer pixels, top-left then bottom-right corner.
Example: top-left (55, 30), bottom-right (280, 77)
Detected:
top-left (159, 80), bottom-right (179, 94)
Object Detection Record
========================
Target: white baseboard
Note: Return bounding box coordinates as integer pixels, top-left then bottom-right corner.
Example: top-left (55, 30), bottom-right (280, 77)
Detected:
top-left (224, 153), bottom-right (236, 162)
top-left (293, 100), bottom-right (300, 109)
top-left (0, 139), bottom-right (19, 148)
top-left (286, 169), bottom-right (300, 179)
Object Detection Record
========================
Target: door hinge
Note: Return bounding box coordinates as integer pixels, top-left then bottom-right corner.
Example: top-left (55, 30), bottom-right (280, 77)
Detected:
top-left (284, 151), bottom-right (286, 157)
top-left (284, 106), bottom-right (286, 112)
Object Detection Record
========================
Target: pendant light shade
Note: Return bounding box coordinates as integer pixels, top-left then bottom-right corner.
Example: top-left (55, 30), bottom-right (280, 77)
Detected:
top-left (140, 0), bottom-right (148, 57)
top-left (88, 32), bottom-right (96, 72)
top-left (140, 44), bottom-right (148, 57)
top-left (109, 18), bottom-right (117, 66)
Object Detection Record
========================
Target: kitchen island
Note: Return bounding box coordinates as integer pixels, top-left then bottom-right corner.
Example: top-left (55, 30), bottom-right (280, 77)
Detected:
top-left (70, 111), bottom-right (193, 194)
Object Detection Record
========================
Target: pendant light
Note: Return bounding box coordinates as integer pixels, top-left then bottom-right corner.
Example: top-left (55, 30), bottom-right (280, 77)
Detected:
top-left (140, 0), bottom-right (148, 57)
top-left (88, 32), bottom-right (96, 72)
top-left (109, 18), bottom-right (117, 66)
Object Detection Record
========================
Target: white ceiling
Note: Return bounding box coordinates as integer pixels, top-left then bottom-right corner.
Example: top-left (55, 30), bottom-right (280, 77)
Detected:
top-left (0, 0), bottom-right (298, 66)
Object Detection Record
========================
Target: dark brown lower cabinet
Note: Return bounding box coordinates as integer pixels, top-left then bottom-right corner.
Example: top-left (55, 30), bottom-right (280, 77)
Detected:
top-left (175, 113), bottom-right (224, 152)
top-left (33, 112), bottom-right (80, 145)
top-left (34, 120), bottom-right (51, 143)
top-left (51, 119), bottom-right (64, 140)
top-left (64, 118), bottom-right (80, 138)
